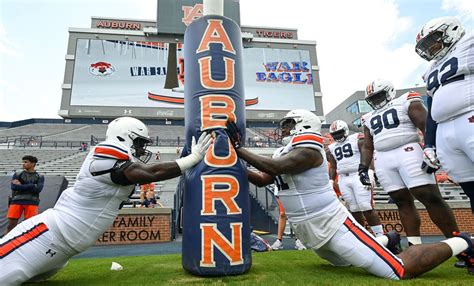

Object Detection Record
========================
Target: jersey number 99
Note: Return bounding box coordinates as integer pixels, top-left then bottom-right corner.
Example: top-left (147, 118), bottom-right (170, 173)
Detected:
top-left (334, 143), bottom-right (353, 160)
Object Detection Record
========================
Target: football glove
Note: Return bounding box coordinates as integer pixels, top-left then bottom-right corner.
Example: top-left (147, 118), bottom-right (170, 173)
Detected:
top-left (175, 132), bottom-right (212, 172)
top-left (421, 146), bottom-right (441, 174)
top-left (225, 120), bottom-right (242, 149)
top-left (358, 164), bottom-right (371, 186)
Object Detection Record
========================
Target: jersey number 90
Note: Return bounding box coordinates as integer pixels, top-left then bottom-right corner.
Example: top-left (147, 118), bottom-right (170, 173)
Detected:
top-left (370, 109), bottom-right (400, 135)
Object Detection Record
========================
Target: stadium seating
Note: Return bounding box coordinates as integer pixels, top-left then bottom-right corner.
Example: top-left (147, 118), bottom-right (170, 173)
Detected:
top-left (0, 122), bottom-right (469, 213)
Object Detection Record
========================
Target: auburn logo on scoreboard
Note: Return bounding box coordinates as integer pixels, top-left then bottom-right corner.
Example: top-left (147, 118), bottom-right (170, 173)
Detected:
top-left (182, 4), bottom-right (203, 26)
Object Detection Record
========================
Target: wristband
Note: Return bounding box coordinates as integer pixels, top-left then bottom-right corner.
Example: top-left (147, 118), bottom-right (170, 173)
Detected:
top-left (175, 153), bottom-right (199, 172)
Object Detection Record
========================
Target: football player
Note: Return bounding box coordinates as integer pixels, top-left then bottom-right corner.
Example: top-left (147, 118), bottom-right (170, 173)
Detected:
top-left (227, 109), bottom-right (473, 279)
top-left (328, 120), bottom-right (384, 237)
top-left (0, 117), bottom-right (212, 285)
top-left (415, 16), bottom-right (473, 214)
top-left (359, 79), bottom-right (460, 246)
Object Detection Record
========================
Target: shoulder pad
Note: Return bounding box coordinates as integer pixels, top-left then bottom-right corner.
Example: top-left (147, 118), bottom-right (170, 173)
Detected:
top-left (406, 91), bottom-right (422, 101)
top-left (291, 132), bottom-right (324, 149)
top-left (94, 142), bottom-right (130, 161)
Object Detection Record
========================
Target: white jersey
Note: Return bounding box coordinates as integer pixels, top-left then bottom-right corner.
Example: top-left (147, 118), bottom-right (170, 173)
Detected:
top-left (362, 92), bottom-right (422, 152)
top-left (271, 147), bottom-right (285, 196)
top-left (52, 140), bottom-right (135, 252)
top-left (423, 32), bottom-right (474, 123)
top-left (328, 133), bottom-right (363, 174)
top-left (274, 131), bottom-right (348, 248)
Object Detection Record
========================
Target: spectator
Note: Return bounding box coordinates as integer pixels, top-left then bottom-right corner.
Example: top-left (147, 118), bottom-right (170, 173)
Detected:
top-left (176, 146), bottom-right (181, 155)
top-left (141, 190), bottom-right (157, 208)
top-left (80, 142), bottom-right (88, 152)
top-left (139, 183), bottom-right (155, 202)
top-left (155, 150), bottom-right (161, 161)
top-left (6, 155), bottom-right (44, 234)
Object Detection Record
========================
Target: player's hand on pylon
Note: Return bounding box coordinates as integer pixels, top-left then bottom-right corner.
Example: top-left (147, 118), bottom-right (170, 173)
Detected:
top-left (358, 164), bottom-right (371, 186)
top-left (175, 132), bottom-right (213, 172)
top-left (192, 132), bottom-right (213, 160)
top-left (421, 146), bottom-right (441, 174)
top-left (225, 120), bottom-right (242, 149)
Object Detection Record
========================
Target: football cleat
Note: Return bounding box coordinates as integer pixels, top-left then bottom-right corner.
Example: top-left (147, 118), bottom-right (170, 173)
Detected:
top-left (385, 230), bottom-right (402, 255)
top-left (271, 239), bottom-right (284, 250)
top-left (454, 257), bottom-right (466, 268)
top-left (295, 239), bottom-right (307, 250)
top-left (453, 232), bottom-right (474, 274)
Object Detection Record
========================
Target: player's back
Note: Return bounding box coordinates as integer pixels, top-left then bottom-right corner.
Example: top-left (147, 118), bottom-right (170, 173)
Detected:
top-left (424, 32), bottom-right (474, 123)
top-left (362, 92), bottom-right (421, 152)
top-left (53, 140), bottom-right (135, 252)
top-left (328, 133), bottom-right (361, 174)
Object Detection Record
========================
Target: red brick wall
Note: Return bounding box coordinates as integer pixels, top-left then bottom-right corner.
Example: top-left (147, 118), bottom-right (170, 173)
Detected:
top-left (376, 208), bottom-right (474, 235)
top-left (96, 213), bottom-right (171, 245)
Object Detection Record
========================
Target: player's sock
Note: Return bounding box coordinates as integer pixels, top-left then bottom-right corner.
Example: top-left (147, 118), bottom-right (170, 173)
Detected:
top-left (370, 225), bottom-right (384, 237)
top-left (442, 237), bottom-right (469, 257)
top-left (407, 236), bottom-right (422, 246)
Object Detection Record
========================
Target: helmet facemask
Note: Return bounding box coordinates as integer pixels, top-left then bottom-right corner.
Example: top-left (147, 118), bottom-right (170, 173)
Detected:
top-left (330, 129), bottom-right (347, 143)
top-left (366, 89), bottom-right (391, 110)
top-left (278, 118), bottom-right (296, 145)
top-left (415, 25), bottom-right (449, 61)
top-left (130, 132), bottom-right (152, 164)
top-left (415, 17), bottom-right (465, 62)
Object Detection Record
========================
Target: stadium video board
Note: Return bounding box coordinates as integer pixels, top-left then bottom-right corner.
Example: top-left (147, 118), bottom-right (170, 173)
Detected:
top-left (70, 39), bottom-right (315, 111)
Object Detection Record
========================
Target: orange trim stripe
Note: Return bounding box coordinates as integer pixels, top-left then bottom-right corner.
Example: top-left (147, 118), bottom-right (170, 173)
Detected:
top-left (407, 92), bottom-right (420, 98)
top-left (343, 217), bottom-right (404, 278)
top-left (0, 223), bottom-right (49, 258)
top-left (245, 98), bottom-right (259, 106)
top-left (276, 197), bottom-right (285, 214)
top-left (292, 134), bottom-right (324, 144)
top-left (95, 146), bottom-right (129, 160)
top-left (148, 93), bottom-right (185, 104)
top-left (148, 92), bottom-right (260, 107)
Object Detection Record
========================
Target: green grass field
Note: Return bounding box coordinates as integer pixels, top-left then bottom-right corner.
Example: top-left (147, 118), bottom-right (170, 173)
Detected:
top-left (35, 250), bottom-right (472, 285)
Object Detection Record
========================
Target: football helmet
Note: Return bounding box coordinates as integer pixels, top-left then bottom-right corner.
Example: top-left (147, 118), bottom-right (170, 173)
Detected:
top-left (415, 16), bottom-right (465, 61)
top-left (106, 117), bottom-right (152, 163)
top-left (329, 120), bottom-right (350, 143)
top-left (279, 109), bottom-right (321, 144)
top-left (365, 79), bottom-right (396, 110)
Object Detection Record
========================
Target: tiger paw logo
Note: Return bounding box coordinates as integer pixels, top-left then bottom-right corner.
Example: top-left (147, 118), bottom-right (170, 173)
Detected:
top-left (89, 61), bottom-right (115, 76)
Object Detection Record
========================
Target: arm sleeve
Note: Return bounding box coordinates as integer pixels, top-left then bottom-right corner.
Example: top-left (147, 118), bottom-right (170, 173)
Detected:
top-left (424, 96), bottom-right (438, 147)
top-left (110, 161), bottom-right (134, 186)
